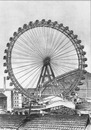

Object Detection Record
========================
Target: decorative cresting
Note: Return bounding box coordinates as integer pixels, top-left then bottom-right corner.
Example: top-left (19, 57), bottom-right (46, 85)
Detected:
top-left (3, 19), bottom-right (87, 99)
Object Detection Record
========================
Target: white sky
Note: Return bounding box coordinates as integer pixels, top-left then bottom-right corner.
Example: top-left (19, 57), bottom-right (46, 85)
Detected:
top-left (0, 1), bottom-right (90, 89)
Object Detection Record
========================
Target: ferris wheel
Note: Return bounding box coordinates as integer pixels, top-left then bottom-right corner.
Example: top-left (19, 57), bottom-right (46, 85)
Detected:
top-left (3, 19), bottom-right (87, 99)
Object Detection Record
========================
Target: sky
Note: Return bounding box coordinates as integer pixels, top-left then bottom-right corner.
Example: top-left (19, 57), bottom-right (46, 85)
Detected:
top-left (0, 1), bottom-right (90, 89)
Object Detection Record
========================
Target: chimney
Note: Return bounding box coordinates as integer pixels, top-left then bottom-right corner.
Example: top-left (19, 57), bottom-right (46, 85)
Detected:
top-left (4, 77), bottom-right (6, 91)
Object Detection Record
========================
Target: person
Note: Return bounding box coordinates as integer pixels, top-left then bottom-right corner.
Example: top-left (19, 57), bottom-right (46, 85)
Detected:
top-left (29, 102), bottom-right (32, 115)
top-left (60, 92), bottom-right (64, 99)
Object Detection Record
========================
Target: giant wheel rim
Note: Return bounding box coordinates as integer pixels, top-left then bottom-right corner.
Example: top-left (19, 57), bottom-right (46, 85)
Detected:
top-left (3, 20), bottom-right (87, 99)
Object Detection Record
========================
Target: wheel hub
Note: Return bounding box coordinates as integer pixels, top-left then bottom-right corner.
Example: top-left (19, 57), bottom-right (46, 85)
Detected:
top-left (43, 57), bottom-right (50, 66)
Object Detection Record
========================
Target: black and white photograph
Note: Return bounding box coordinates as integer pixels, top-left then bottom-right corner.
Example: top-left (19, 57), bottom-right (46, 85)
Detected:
top-left (0, 1), bottom-right (91, 130)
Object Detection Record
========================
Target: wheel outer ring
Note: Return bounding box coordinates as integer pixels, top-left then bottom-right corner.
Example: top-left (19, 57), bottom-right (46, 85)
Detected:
top-left (5, 20), bottom-right (86, 98)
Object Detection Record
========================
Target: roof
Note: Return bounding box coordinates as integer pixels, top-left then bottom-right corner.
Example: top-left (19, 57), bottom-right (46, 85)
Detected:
top-left (0, 114), bottom-right (26, 129)
top-left (0, 113), bottom-right (89, 130)
top-left (19, 113), bottom-right (89, 130)
top-left (0, 93), bottom-right (7, 98)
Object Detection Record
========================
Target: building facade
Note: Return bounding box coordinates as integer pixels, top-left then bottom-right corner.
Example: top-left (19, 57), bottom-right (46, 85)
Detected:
top-left (13, 89), bottom-right (22, 109)
top-left (0, 93), bottom-right (7, 113)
